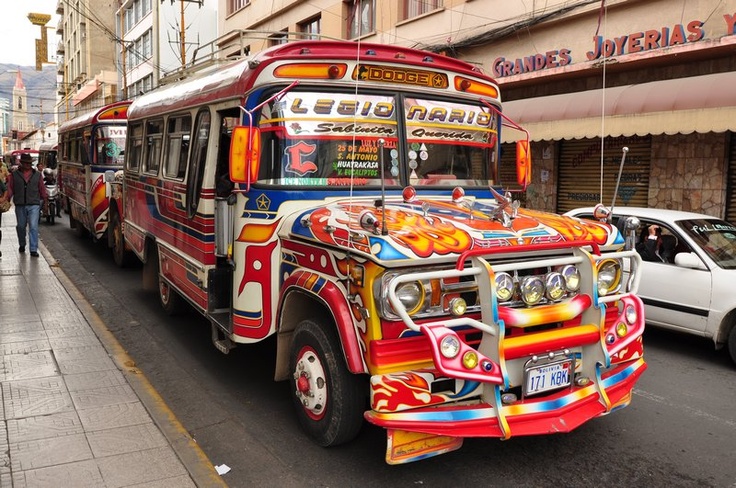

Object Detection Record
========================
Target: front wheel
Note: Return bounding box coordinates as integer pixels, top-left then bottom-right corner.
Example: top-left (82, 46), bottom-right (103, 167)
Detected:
top-left (47, 203), bottom-right (55, 225)
top-left (289, 319), bottom-right (364, 447)
top-left (728, 326), bottom-right (736, 365)
top-left (110, 211), bottom-right (133, 267)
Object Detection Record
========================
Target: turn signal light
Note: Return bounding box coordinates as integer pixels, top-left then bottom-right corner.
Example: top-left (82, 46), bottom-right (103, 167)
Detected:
top-left (462, 351), bottom-right (478, 369)
top-left (454, 76), bottom-right (498, 98)
top-left (274, 63), bottom-right (348, 79)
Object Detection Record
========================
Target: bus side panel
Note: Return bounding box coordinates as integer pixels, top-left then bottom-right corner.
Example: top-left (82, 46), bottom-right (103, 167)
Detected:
top-left (88, 166), bottom-right (113, 239)
top-left (126, 175), bottom-right (216, 265)
top-left (60, 161), bottom-right (89, 227)
top-left (158, 244), bottom-right (209, 311)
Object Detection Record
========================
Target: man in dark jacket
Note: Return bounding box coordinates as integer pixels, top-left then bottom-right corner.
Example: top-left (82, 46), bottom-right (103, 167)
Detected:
top-left (6, 153), bottom-right (48, 257)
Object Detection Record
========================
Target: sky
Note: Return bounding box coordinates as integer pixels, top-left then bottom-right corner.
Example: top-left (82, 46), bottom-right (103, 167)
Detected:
top-left (0, 0), bottom-right (60, 66)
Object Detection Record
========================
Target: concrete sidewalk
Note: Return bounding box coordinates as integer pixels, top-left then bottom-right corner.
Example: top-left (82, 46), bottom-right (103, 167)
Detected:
top-left (0, 210), bottom-right (227, 487)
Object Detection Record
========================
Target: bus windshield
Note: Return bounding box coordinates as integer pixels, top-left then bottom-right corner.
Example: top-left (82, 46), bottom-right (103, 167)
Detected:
top-left (254, 91), bottom-right (497, 188)
top-left (94, 126), bottom-right (127, 165)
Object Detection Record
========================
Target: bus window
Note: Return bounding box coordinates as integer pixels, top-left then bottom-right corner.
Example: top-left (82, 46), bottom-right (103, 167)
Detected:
top-left (81, 133), bottom-right (91, 165)
top-left (164, 114), bottom-right (192, 179)
top-left (186, 109), bottom-right (211, 218)
top-left (127, 123), bottom-right (143, 172)
top-left (144, 119), bottom-right (164, 174)
top-left (95, 126), bottom-right (127, 166)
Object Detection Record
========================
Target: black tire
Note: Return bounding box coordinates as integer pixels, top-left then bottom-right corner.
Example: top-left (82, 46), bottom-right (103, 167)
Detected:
top-left (289, 319), bottom-right (364, 447)
top-left (159, 273), bottom-right (185, 316)
top-left (142, 243), bottom-right (159, 292)
top-left (49, 203), bottom-right (55, 225)
top-left (110, 211), bottom-right (133, 267)
top-left (70, 215), bottom-right (87, 237)
top-left (728, 326), bottom-right (736, 365)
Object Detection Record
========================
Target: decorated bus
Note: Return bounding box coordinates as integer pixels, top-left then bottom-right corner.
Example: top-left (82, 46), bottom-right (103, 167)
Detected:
top-left (118, 39), bottom-right (646, 464)
top-left (58, 101), bottom-right (130, 260)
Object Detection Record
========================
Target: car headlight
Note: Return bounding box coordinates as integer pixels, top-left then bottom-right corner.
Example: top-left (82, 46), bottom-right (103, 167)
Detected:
top-left (597, 259), bottom-right (621, 296)
top-left (560, 265), bottom-right (580, 292)
top-left (545, 271), bottom-right (566, 301)
top-left (395, 281), bottom-right (425, 315)
top-left (494, 272), bottom-right (515, 302)
top-left (520, 276), bottom-right (545, 305)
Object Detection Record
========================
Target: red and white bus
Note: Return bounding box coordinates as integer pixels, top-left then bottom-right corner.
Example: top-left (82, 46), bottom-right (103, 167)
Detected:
top-left (58, 101), bottom-right (130, 261)
top-left (3, 149), bottom-right (39, 170)
top-left (119, 40), bottom-right (646, 464)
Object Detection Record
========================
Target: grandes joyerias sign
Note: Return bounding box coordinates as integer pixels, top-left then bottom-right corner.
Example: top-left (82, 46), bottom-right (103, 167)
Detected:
top-left (492, 12), bottom-right (736, 78)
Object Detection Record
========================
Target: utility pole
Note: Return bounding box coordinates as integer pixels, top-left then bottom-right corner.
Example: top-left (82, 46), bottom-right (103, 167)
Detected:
top-left (180, 0), bottom-right (186, 69)
top-left (169, 0), bottom-right (204, 68)
top-left (32, 101), bottom-right (45, 142)
top-left (120, 5), bottom-right (128, 100)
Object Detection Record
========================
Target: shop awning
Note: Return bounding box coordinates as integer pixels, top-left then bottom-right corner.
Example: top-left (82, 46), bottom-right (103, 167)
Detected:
top-left (501, 71), bottom-right (736, 142)
top-left (72, 79), bottom-right (100, 107)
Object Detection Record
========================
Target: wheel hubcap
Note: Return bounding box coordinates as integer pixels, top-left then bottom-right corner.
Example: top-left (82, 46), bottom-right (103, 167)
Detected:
top-left (160, 282), bottom-right (169, 304)
top-left (293, 348), bottom-right (327, 419)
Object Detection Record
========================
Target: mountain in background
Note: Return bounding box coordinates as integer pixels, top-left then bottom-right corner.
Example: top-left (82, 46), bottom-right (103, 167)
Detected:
top-left (0, 63), bottom-right (58, 130)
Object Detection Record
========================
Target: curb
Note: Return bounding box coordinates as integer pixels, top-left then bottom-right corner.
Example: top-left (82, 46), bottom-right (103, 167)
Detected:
top-left (40, 242), bottom-right (228, 488)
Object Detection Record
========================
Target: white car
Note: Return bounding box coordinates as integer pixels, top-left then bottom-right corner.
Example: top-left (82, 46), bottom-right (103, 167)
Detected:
top-left (565, 206), bottom-right (736, 364)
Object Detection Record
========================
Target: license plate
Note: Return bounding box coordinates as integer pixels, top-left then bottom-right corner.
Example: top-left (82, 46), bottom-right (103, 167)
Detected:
top-left (524, 359), bottom-right (572, 396)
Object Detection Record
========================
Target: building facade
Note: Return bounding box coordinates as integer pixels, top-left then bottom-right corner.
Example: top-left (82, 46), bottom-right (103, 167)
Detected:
top-left (116, 0), bottom-right (218, 98)
top-left (54, 0), bottom-right (120, 121)
top-left (220, 0), bottom-right (736, 222)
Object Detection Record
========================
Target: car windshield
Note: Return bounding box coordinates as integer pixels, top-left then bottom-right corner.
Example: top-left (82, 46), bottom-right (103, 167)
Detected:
top-left (678, 219), bottom-right (736, 269)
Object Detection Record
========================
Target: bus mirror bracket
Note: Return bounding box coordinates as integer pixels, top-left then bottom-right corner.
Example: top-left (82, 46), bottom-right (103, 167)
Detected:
top-left (231, 80), bottom-right (300, 192)
top-left (481, 98), bottom-right (532, 191)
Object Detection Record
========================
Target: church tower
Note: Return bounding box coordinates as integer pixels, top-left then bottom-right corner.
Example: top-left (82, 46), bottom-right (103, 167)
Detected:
top-left (12, 70), bottom-right (30, 133)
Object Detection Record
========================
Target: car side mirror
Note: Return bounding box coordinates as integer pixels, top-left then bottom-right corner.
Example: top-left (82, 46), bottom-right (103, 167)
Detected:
top-left (674, 252), bottom-right (707, 270)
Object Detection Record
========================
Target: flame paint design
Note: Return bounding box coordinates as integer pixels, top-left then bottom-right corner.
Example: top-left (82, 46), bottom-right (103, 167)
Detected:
top-left (299, 199), bottom-right (614, 259)
top-left (371, 372), bottom-right (449, 411)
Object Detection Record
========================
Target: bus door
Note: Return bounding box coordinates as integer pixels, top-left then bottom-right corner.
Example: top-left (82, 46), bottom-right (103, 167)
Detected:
top-left (210, 111), bottom-right (241, 323)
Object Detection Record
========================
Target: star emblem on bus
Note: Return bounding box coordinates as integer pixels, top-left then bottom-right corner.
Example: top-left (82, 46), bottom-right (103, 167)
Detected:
top-left (256, 194), bottom-right (271, 210)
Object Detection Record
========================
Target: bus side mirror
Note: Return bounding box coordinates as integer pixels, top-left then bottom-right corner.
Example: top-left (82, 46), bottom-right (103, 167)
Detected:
top-left (230, 126), bottom-right (261, 186)
top-left (516, 140), bottom-right (531, 189)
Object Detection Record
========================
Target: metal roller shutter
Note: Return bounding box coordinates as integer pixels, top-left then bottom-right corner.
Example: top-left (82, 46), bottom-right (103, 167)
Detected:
top-left (556, 136), bottom-right (651, 214)
top-left (726, 132), bottom-right (736, 223)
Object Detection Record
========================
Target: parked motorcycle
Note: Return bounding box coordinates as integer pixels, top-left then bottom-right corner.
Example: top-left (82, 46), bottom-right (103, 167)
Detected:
top-left (42, 167), bottom-right (61, 224)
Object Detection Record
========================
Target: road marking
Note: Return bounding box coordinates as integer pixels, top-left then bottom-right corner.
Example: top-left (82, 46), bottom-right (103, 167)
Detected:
top-left (634, 388), bottom-right (736, 429)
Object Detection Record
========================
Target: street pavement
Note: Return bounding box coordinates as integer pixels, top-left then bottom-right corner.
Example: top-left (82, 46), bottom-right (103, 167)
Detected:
top-left (0, 210), bottom-right (227, 487)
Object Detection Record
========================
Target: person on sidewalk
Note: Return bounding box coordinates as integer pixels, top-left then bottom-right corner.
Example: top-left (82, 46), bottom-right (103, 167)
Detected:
top-left (0, 160), bottom-right (11, 257)
top-left (5, 153), bottom-right (48, 257)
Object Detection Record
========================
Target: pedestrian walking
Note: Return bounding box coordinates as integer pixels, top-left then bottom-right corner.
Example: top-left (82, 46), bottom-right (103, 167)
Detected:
top-left (5, 152), bottom-right (48, 257)
top-left (0, 160), bottom-right (11, 257)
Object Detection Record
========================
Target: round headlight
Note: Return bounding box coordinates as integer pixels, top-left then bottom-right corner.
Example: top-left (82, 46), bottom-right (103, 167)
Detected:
top-left (494, 272), bottom-right (515, 302)
top-left (395, 281), bottom-right (424, 315)
top-left (625, 304), bottom-right (637, 324)
top-left (440, 335), bottom-right (461, 358)
top-left (597, 260), bottom-right (621, 296)
top-left (545, 272), bottom-right (566, 301)
top-left (560, 265), bottom-right (580, 292)
top-left (449, 297), bottom-right (467, 316)
top-left (520, 276), bottom-right (545, 305)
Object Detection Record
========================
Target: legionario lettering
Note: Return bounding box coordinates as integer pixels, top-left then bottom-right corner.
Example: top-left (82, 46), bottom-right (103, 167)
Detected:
top-left (406, 105), bottom-right (492, 127)
top-left (290, 98), bottom-right (395, 118)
